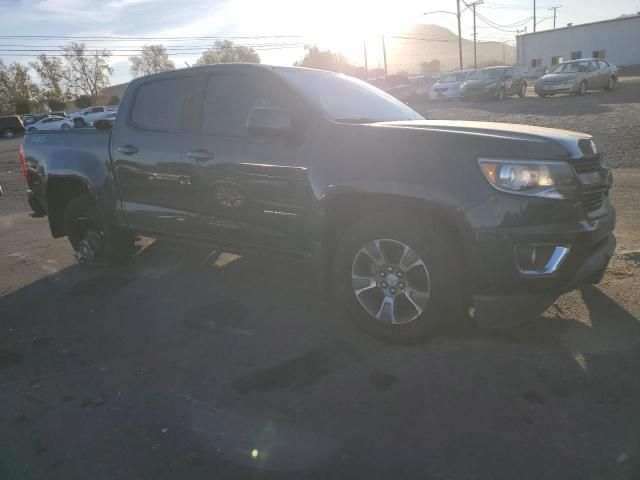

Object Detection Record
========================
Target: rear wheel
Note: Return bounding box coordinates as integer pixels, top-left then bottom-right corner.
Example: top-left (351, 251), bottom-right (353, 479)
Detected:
top-left (518, 82), bottom-right (527, 97)
top-left (64, 194), bottom-right (135, 265)
top-left (73, 117), bottom-right (86, 128)
top-left (2, 128), bottom-right (16, 139)
top-left (61, 124), bottom-right (70, 130)
top-left (333, 212), bottom-right (462, 343)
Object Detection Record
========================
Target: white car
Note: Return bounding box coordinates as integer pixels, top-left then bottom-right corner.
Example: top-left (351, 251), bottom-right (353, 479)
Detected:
top-left (73, 106), bottom-right (118, 127)
top-left (430, 69), bottom-right (477, 99)
top-left (27, 115), bottom-right (75, 132)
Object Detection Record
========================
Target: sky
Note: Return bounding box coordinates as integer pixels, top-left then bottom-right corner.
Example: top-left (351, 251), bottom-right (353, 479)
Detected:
top-left (0, 0), bottom-right (638, 84)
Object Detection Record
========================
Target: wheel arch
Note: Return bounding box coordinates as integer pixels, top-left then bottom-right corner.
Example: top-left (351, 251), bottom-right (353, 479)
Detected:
top-left (46, 176), bottom-right (96, 238)
top-left (320, 192), bottom-right (467, 282)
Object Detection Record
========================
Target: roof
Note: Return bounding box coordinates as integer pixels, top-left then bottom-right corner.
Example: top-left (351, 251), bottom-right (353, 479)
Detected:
top-left (517, 13), bottom-right (640, 38)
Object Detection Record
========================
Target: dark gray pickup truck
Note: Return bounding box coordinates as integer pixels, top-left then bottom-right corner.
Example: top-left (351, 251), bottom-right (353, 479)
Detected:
top-left (21, 63), bottom-right (615, 341)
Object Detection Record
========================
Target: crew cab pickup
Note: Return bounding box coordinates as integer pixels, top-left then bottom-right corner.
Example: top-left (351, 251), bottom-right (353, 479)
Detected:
top-left (21, 64), bottom-right (616, 341)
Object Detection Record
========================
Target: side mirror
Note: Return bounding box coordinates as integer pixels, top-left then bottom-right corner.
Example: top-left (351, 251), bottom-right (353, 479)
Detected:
top-left (246, 107), bottom-right (292, 136)
top-left (94, 119), bottom-right (113, 131)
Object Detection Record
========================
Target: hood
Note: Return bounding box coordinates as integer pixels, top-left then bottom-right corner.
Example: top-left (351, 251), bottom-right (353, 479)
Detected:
top-left (369, 120), bottom-right (593, 158)
top-left (539, 73), bottom-right (579, 82)
top-left (463, 78), bottom-right (500, 87)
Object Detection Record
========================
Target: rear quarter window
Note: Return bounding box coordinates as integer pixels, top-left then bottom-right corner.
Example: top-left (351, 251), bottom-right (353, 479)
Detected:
top-left (130, 76), bottom-right (190, 131)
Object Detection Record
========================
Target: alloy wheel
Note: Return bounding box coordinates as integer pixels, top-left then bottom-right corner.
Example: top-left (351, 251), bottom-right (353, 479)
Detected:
top-left (73, 218), bottom-right (105, 263)
top-left (351, 239), bottom-right (431, 325)
top-left (3, 129), bottom-right (15, 139)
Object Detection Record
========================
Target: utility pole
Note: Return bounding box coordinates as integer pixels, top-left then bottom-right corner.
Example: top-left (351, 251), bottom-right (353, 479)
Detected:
top-left (549, 6), bottom-right (561, 29)
top-left (533, 0), bottom-right (536, 32)
top-left (456, 0), bottom-right (463, 69)
top-left (382, 35), bottom-right (388, 75)
top-left (363, 40), bottom-right (368, 76)
top-left (467, 1), bottom-right (484, 69)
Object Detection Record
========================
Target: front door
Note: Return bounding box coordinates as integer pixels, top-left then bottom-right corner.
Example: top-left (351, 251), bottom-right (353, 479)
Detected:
top-left (183, 67), bottom-right (311, 253)
top-left (112, 73), bottom-right (199, 234)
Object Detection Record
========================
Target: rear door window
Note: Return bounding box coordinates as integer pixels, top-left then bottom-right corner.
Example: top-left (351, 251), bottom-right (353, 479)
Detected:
top-left (130, 76), bottom-right (190, 132)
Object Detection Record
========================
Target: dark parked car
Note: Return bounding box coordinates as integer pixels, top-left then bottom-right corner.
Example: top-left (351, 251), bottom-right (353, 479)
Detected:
top-left (21, 64), bottom-right (615, 342)
top-left (0, 115), bottom-right (25, 139)
top-left (461, 66), bottom-right (527, 100)
top-left (535, 59), bottom-right (618, 97)
top-left (367, 74), bottom-right (420, 103)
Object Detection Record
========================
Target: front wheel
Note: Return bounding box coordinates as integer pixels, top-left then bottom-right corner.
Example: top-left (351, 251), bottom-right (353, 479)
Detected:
top-left (61, 124), bottom-right (70, 130)
top-left (333, 212), bottom-right (462, 343)
top-left (2, 128), bottom-right (16, 139)
top-left (605, 76), bottom-right (616, 90)
top-left (64, 194), bottom-right (135, 265)
top-left (577, 81), bottom-right (587, 96)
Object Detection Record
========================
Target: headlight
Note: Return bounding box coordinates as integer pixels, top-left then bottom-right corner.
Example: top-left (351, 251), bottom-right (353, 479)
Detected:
top-left (478, 158), bottom-right (577, 199)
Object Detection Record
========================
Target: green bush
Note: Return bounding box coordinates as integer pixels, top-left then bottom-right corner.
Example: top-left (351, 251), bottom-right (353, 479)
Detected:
top-left (74, 95), bottom-right (92, 108)
top-left (107, 95), bottom-right (120, 106)
top-left (47, 99), bottom-right (66, 111)
top-left (14, 98), bottom-right (32, 115)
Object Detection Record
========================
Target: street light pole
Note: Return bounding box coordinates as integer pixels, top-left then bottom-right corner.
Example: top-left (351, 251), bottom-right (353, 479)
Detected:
top-left (467, 1), bottom-right (484, 69)
top-left (382, 35), bottom-right (388, 75)
top-left (363, 40), bottom-right (368, 76)
top-left (456, 0), bottom-right (463, 69)
top-left (533, 0), bottom-right (537, 32)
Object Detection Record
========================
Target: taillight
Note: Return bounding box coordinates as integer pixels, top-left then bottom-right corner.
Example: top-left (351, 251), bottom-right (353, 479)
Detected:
top-left (19, 143), bottom-right (27, 180)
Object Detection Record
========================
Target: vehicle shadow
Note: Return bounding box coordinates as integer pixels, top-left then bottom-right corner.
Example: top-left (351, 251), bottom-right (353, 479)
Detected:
top-left (1, 243), bottom-right (640, 479)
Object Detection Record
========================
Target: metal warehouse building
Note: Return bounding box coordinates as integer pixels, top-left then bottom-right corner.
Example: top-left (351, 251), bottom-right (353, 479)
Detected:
top-left (517, 14), bottom-right (640, 76)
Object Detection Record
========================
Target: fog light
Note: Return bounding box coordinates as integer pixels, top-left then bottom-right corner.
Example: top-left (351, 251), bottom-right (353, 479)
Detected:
top-left (514, 244), bottom-right (570, 277)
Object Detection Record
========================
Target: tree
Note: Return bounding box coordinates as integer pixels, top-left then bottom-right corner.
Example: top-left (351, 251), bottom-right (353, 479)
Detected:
top-left (195, 40), bottom-right (260, 65)
top-left (420, 59), bottom-right (441, 75)
top-left (47, 98), bottom-right (66, 111)
top-left (31, 54), bottom-right (69, 103)
top-left (15, 98), bottom-right (32, 114)
top-left (74, 95), bottom-right (92, 108)
top-left (295, 46), bottom-right (342, 72)
top-left (129, 44), bottom-right (175, 78)
top-left (107, 95), bottom-right (120, 106)
top-left (0, 60), bottom-right (41, 114)
top-left (61, 42), bottom-right (113, 99)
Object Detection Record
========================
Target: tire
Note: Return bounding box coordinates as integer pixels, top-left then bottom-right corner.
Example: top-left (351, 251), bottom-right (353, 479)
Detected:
top-left (74, 117), bottom-right (86, 128)
top-left (577, 81), bottom-right (587, 96)
top-left (2, 128), bottom-right (16, 139)
top-left (61, 124), bottom-right (70, 130)
top-left (518, 83), bottom-right (527, 98)
top-left (537, 91), bottom-right (547, 98)
top-left (497, 87), bottom-right (506, 101)
top-left (63, 194), bottom-right (135, 265)
top-left (605, 76), bottom-right (616, 91)
top-left (332, 211), bottom-right (462, 343)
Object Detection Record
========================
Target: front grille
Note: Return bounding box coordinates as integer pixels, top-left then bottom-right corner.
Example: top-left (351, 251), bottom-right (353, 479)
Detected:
top-left (582, 185), bottom-right (608, 212)
top-left (572, 157), bottom-right (602, 174)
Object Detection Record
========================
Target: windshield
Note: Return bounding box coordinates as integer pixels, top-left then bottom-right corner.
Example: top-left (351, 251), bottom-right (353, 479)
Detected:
top-left (471, 69), bottom-right (503, 80)
top-left (549, 61), bottom-right (589, 73)
top-left (275, 68), bottom-right (423, 123)
top-left (440, 72), bottom-right (470, 83)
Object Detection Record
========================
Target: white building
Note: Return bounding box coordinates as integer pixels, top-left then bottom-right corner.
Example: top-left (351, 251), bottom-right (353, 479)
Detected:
top-left (517, 14), bottom-right (640, 76)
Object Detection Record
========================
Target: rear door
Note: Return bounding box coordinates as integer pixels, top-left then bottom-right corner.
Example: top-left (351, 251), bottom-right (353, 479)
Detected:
top-left (111, 72), bottom-right (199, 234)
top-left (597, 60), bottom-right (611, 86)
top-left (181, 67), bottom-right (311, 252)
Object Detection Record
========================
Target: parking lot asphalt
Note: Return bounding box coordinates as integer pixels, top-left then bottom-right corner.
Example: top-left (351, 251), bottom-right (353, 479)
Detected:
top-left (1, 81), bottom-right (640, 480)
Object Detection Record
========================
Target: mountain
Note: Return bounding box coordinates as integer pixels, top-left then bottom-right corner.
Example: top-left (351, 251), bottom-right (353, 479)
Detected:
top-left (386, 24), bottom-right (516, 74)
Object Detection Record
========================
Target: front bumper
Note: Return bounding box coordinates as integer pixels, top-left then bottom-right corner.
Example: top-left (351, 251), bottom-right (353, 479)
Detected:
top-left (536, 83), bottom-right (577, 94)
top-left (460, 188), bottom-right (616, 327)
top-left (461, 87), bottom-right (498, 99)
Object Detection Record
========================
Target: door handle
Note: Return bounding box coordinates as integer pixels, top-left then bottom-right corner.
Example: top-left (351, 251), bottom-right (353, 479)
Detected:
top-left (186, 150), bottom-right (214, 162)
top-left (117, 145), bottom-right (138, 155)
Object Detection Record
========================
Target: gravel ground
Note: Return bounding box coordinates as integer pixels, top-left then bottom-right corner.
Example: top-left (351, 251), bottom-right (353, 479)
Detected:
top-left (1, 86), bottom-right (640, 480)
top-left (417, 76), bottom-right (640, 168)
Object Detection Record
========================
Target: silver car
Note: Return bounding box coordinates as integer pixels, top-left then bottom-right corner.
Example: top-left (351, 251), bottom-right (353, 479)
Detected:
top-left (430, 69), bottom-right (477, 100)
top-left (535, 58), bottom-right (618, 97)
